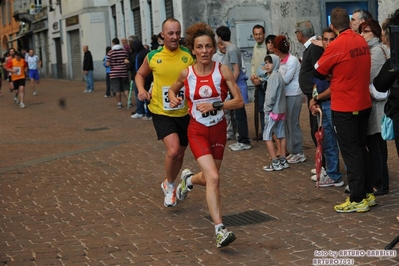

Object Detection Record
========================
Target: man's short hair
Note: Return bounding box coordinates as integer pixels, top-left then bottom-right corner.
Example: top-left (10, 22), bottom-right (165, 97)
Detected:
top-left (252, 24), bottom-right (265, 34)
top-left (112, 38), bottom-right (120, 45)
top-left (216, 26), bottom-right (231, 42)
top-left (331, 7), bottom-right (350, 31)
top-left (322, 27), bottom-right (335, 35)
top-left (353, 9), bottom-right (373, 21)
top-left (295, 20), bottom-right (315, 38)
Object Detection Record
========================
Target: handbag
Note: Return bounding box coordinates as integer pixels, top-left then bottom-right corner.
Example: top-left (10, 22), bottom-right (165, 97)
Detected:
top-left (381, 114), bottom-right (395, 140)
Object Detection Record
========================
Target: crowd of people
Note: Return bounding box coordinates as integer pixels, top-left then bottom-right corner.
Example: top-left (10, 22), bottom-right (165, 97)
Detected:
top-left (1, 47), bottom-right (41, 108)
top-left (133, 8), bottom-right (399, 248)
top-left (2, 7), bottom-right (399, 248)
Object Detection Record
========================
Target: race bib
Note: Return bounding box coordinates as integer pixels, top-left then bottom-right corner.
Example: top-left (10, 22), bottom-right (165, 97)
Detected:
top-left (13, 67), bottom-right (21, 75)
top-left (163, 86), bottom-right (185, 110)
top-left (191, 97), bottom-right (224, 127)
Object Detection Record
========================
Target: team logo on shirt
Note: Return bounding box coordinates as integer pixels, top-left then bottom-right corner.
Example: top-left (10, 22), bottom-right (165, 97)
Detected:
top-left (157, 59), bottom-right (162, 63)
top-left (182, 56), bottom-right (188, 63)
top-left (199, 85), bottom-right (212, 98)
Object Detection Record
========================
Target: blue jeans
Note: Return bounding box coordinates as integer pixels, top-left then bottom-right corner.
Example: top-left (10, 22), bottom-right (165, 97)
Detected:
top-left (256, 85), bottom-right (266, 134)
top-left (85, 70), bottom-right (94, 91)
top-left (320, 101), bottom-right (342, 181)
top-left (132, 81), bottom-right (144, 114)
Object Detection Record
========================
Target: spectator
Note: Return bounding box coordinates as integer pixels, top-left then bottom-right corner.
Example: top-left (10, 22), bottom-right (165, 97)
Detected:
top-left (350, 9), bottom-right (373, 33)
top-left (103, 46), bottom-right (112, 97)
top-left (82, 45), bottom-right (94, 93)
top-left (315, 7), bottom-right (374, 213)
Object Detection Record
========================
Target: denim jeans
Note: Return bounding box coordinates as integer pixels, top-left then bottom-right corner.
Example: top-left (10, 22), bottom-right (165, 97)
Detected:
top-left (256, 85), bottom-right (265, 134)
top-left (132, 81), bottom-right (144, 114)
top-left (105, 73), bottom-right (111, 96)
top-left (233, 106), bottom-right (250, 145)
top-left (85, 70), bottom-right (94, 91)
top-left (320, 101), bottom-right (341, 181)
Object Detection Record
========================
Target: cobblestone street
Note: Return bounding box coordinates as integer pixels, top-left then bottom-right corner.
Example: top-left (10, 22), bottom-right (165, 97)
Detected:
top-left (1, 79), bottom-right (399, 265)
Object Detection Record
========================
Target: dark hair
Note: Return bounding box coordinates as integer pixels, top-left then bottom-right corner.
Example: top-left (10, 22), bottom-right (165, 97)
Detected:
top-left (359, 19), bottom-right (382, 40)
top-left (106, 46), bottom-right (111, 53)
top-left (264, 55), bottom-right (273, 64)
top-left (216, 26), bottom-right (231, 42)
top-left (322, 27), bottom-right (334, 35)
top-left (252, 24), bottom-right (265, 34)
top-left (331, 7), bottom-right (350, 31)
top-left (265, 34), bottom-right (276, 54)
top-left (274, 35), bottom-right (290, 54)
top-left (112, 38), bottom-right (120, 45)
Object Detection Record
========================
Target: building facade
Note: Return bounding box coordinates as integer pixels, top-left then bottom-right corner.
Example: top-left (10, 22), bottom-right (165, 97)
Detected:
top-left (1, 0), bottom-right (398, 81)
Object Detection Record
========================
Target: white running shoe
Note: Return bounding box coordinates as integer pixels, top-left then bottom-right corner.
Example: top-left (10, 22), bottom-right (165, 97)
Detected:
top-left (216, 226), bottom-right (236, 248)
top-left (131, 113), bottom-right (143, 119)
top-left (33, 91), bottom-right (37, 96)
top-left (161, 180), bottom-right (177, 207)
top-left (19, 102), bottom-right (25, 108)
top-left (176, 169), bottom-right (193, 201)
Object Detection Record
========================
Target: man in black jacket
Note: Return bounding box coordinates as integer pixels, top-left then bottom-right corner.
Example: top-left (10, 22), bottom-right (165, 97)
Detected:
top-left (82, 45), bottom-right (94, 93)
top-left (296, 20), bottom-right (324, 147)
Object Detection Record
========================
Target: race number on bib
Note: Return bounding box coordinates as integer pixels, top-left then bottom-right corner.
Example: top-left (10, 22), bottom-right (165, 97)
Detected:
top-left (163, 86), bottom-right (185, 110)
top-left (192, 97), bottom-right (224, 127)
top-left (13, 67), bottom-right (21, 75)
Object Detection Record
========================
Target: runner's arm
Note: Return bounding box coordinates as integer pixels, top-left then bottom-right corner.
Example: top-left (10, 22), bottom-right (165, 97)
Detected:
top-left (220, 64), bottom-right (244, 110)
top-left (168, 69), bottom-right (188, 108)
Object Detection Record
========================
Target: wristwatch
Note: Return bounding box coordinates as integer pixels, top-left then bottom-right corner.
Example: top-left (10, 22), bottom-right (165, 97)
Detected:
top-left (212, 101), bottom-right (224, 110)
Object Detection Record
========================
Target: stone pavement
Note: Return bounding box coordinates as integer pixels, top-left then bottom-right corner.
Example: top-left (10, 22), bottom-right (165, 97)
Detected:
top-left (1, 79), bottom-right (399, 266)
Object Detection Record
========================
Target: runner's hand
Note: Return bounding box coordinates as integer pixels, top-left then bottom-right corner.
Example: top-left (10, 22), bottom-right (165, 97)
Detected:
top-left (169, 97), bottom-right (182, 108)
top-left (138, 90), bottom-right (150, 101)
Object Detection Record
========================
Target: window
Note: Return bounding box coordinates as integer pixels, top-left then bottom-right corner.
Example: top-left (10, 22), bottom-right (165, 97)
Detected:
top-left (131, 0), bottom-right (141, 40)
top-left (111, 5), bottom-right (117, 37)
top-left (148, 0), bottom-right (153, 35)
top-left (2, 1), bottom-right (6, 26)
top-left (7, 0), bottom-right (11, 24)
top-left (165, 0), bottom-right (174, 19)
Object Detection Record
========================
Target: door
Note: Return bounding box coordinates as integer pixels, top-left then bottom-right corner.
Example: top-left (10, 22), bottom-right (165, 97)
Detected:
top-left (69, 30), bottom-right (82, 80)
top-left (54, 37), bottom-right (63, 79)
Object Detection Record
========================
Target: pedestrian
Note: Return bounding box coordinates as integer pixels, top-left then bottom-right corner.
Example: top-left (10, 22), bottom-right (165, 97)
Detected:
top-left (250, 25), bottom-right (267, 140)
top-left (82, 45), bottom-right (94, 93)
top-left (168, 22), bottom-right (243, 248)
top-left (216, 25), bottom-right (251, 151)
top-left (103, 46), bottom-right (112, 98)
top-left (5, 51), bottom-right (28, 108)
top-left (107, 38), bottom-right (130, 109)
top-left (273, 35), bottom-right (306, 164)
top-left (25, 49), bottom-right (41, 96)
top-left (308, 27), bottom-right (344, 187)
top-left (135, 18), bottom-right (194, 208)
top-left (4, 48), bottom-right (15, 93)
top-left (127, 38), bottom-right (153, 120)
top-left (261, 54), bottom-right (288, 171)
top-left (315, 7), bottom-right (374, 213)
top-left (296, 20), bottom-right (325, 147)
top-left (350, 9), bottom-right (373, 33)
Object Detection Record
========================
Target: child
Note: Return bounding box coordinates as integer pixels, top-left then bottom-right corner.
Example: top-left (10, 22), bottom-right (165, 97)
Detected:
top-left (262, 54), bottom-right (288, 171)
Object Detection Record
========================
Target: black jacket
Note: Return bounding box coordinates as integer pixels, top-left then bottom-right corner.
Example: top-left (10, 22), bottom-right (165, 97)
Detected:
top-left (128, 40), bottom-right (153, 91)
top-left (299, 43), bottom-right (324, 95)
top-left (374, 58), bottom-right (399, 118)
top-left (83, 51), bottom-right (94, 71)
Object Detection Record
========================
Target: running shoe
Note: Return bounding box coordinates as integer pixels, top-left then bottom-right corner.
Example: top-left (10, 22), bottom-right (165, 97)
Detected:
top-left (176, 169), bottom-right (193, 201)
top-left (287, 153), bottom-right (306, 164)
top-left (263, 162), bottom-right (283, 172)
top-left (161, 180), bottom-right (177, 207)
top-left (316, 174), bottom-right (344, 187)
top-left (33, 91), bottom-right (37, 96)
top-left (366, 193), bottom-right (377, 207)
top-left (131, 113), bottom-right (143, 119)
top-left (334, 198), bottom-right (370, 213)
top-left (142, 116), bottom-right (152, 121)
top-left (311, 167), bottom-right (326, 175)
top-left (216, 226), bottom-right (236, 248)
top-left (344, 185), bottom-right (350, 194)
top-left (14, 97), bottom-right (19, 104)
top-left (117, 102), bottom-right (123, 109)
top-left (280, 158), bottom-right (290, 169)
top-left (229, 142), bottom-right (251, 151)
top-left (19, 102), bottom-right (25, 109)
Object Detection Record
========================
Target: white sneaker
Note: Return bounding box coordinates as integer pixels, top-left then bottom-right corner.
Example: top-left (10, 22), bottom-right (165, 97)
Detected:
top-left (19, 102), bottom-right (25, 108)
top-left (314, 173), bottom-right (345, 187)
top-left (311, 168), bottom-right (327, 181)
top-left (311, 167), bottom-right (325, 175)
top-left (83, 89), bottom-right (89, 93)
top-left (117, 103), bottom-right (123, 109)
top-left (229, 142), bottom-right (251, 151)
top-left (33, 91), bottom-right (37, 96)
top-left (161, 180), bottom-right (177, 207)
top-left (287, 153), bottom-right (306, 164)
top-left (131, 113), bottom-right (143, 119)
top-left (14, 98), bottom-right (19, 104)
top-left (216, 226), bottom-right (236, 248)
